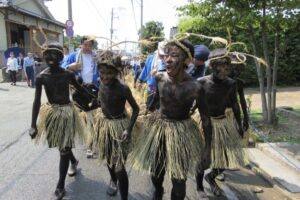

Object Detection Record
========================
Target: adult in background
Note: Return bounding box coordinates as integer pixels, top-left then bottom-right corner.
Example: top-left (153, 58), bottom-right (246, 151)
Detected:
top-left (23, 52), bottom-right (36, 87)
top-left (191, 45), bottom-right (210, 79)
top-left (133, 59), bottom-right (145, 89)
top-left (138, 42), bottom-right (166, 111)
top-left (17, 52), bottom-right (24, 70)
top-left (61, 46), bottom-right (70, 68)
top-left (64, 36), bottom-right (99, 95)
top-left (6, 52), bottom-right (18, 85)
top-left (63, 36), bottom-right (99, 158)
top-left (17, 52), bottom-right (26, 81)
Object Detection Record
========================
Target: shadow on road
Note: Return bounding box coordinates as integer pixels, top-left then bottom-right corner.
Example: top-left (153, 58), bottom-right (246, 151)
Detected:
top-left (0, 87), bottom-right (9, 91)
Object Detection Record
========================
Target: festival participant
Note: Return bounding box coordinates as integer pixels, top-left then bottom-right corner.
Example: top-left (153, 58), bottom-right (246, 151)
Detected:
top-left (213, 52), bottom-right (251, 183)
top-left (29, 43), bottom-right (95, 200)
top-left (131, 39), bottom-right (205, 200)
top-left (195, 48), bottom-right (245, 198)
top-left (229, 53), bottom-right (249, 132)
top-left (94, 52), bottom-right (139, 200)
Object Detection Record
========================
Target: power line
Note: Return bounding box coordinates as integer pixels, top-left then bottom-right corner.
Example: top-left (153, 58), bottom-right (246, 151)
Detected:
top-left (87, 0), bottom-right (109, 29)
top-left (134, 0), bottom-right (140, 6)
top-left (83, 2), bottom-right (104, 28)
top-left (130, 0), bottom-right (138, 32)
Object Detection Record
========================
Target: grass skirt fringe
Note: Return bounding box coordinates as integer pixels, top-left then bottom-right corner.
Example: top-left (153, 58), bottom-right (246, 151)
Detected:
top-left (130, 116), bottom-right (204, 180)
top-left (210, 108), bottom-right (246, 169)
top-left (94, 109), bottom-right (130, 167)
top-left (79, 109), bottom-right (96, 146)
top-left (35, 103), bottom-right (85, 150)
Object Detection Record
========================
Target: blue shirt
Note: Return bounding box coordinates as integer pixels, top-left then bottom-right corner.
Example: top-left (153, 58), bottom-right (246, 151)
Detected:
top-left (23, 57), bottom-right (35, 70)
top-left (190, 64), bottom-right (206, 79)
top-left (157, 59), bottom-right (166, 72)
top-left (60, 54), bottom-right (69, 68)
top-left (133, 64), bottom-right (141, 76)
top-left (138, 54), bottom-right (157, 93)
top-left (63, 51), bottom-right (100, 88)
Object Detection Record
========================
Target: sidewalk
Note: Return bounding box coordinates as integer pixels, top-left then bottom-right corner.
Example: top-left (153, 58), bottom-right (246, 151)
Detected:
top-left (247, 143), bottom-right (300, 199)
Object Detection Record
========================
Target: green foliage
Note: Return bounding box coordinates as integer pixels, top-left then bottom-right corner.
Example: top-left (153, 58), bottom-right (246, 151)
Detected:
top-left (250, 112), bottom-right (264, 122)
top-left (268, 135), bottom-right (300, 144)
top-left (177, 0), bottom-right (300, 86)
top-left (139, 21), bottom-right (165, 55)
top-left (64, 35), bottom-right (98, 50)
top-left (64, 35), bottom-right (80, 49)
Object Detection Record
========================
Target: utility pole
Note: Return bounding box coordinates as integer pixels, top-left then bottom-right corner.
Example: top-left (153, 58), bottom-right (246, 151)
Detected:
top-left (110, 8), bottom-right (114, 50)
top-left (140, 0), bottom-right (143, 32)
top-left (68, 0), bottom-right (74, 52)
top-left (139, 0), bottom-right (143, 54)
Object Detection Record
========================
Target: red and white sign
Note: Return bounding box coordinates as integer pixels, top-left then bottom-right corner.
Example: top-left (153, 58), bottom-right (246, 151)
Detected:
top-left (65, 19), bottom-right (74, 29)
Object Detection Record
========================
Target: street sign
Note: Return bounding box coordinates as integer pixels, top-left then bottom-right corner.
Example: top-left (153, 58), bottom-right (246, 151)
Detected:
top-left (65, 19), bottom-right (74, 29)
top-left (66, 29), bottom-right (74, 36)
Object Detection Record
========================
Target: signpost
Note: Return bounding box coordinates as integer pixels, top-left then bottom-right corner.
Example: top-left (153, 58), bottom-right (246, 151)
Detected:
top-left (67, 0), bottom-right (74, 52)
top-left (65, 19), bottom-right (74, 28)
top-left (65, 18), bottom-right (74, 52)
top-left (66, 28), bottom-right (74, 37)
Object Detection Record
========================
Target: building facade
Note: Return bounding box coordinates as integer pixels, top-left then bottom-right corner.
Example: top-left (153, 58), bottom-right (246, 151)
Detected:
top-left (0, 0), bottom-right (65, 67)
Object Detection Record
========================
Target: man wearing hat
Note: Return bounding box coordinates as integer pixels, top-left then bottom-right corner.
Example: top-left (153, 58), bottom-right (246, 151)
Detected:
top-left (190, 44), bottom-right (210, 79)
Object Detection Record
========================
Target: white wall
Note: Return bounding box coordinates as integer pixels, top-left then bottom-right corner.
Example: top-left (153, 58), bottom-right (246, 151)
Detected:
top-left (0, 14), bottom-right (7, 51)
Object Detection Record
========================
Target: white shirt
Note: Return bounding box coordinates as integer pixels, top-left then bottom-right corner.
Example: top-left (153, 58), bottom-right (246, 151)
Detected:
top-left (185, 63), bottom-right (195, 74)
top-left (81, 53), bottom-right (93, 84)
top-left (63, 54), bottom-right (69, 63)
top-left (7, 57), bottom-right (18, 71)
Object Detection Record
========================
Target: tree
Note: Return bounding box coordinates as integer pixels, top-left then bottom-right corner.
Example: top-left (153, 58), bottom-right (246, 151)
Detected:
top-left (64, 35), bottom-right (98, 50)
top-left (139, 21), bottom-right (164, 55)
top-left (177, 0), bottom-right (300, 124)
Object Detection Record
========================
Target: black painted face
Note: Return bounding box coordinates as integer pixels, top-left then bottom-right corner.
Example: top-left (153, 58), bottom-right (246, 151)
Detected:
top-left (164, 45), bottom-right (186, 77)
top-left (99, 65), bottom-right (118, 85)
top-left (211, 59), bottom-right (231, 80)
top-left (229, 64), bottom-right (241, 78)
top-left (43, 50), bottom-right (63, 68)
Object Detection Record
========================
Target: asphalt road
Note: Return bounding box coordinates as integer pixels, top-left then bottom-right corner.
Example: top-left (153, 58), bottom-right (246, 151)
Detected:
top-left (0, 82), bottom-right (290, 200)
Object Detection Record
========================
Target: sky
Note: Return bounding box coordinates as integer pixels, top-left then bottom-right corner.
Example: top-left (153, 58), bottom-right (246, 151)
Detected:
top-left (45, 0), bottom-right (188, 51)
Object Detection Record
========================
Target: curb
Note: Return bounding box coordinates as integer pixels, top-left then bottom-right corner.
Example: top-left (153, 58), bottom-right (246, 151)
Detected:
top-left (277, 107), bottom-right (300, 118)
top-left (256, 143), bottom-right (300, 172)
top-left (248, 162), bottom-right (299, 200)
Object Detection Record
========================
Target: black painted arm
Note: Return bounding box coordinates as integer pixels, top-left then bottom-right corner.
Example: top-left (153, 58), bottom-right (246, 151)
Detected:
top-left (125, 86), bottom-right (140, 134)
